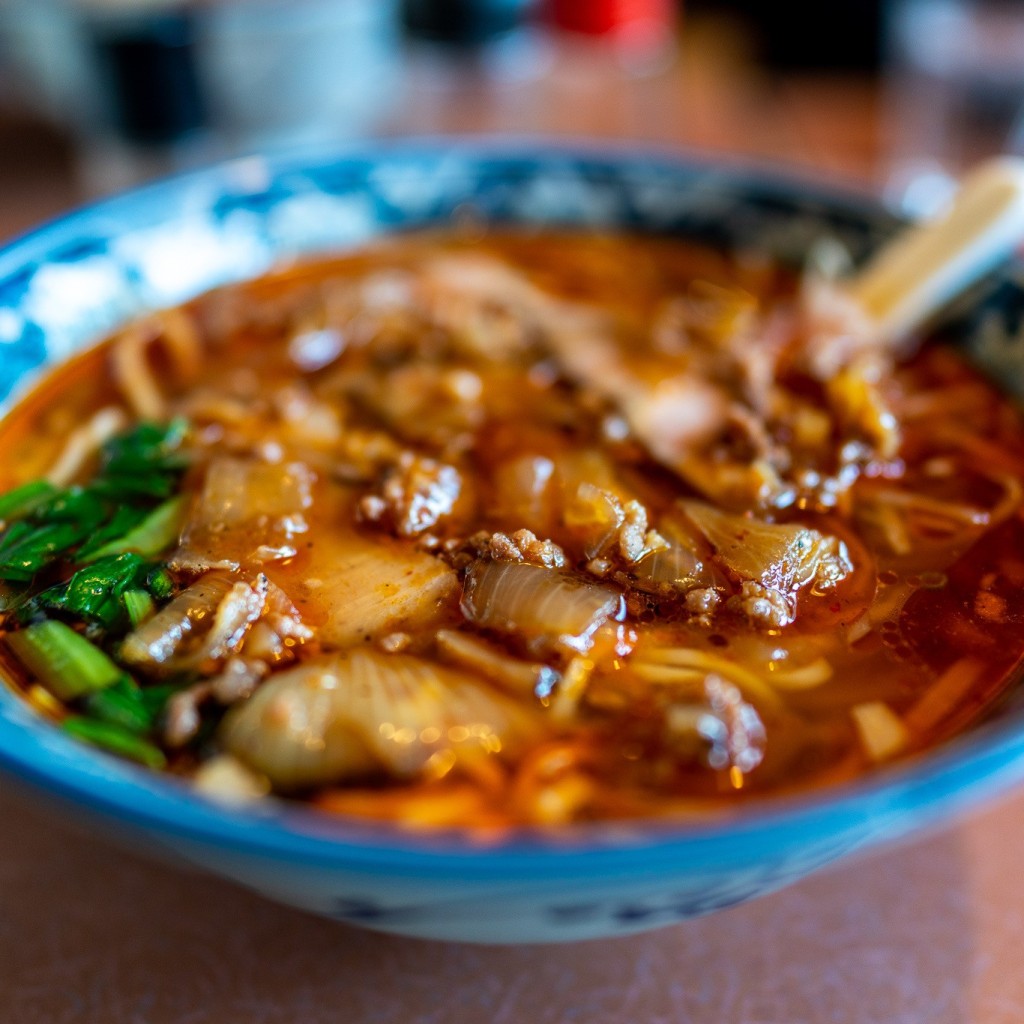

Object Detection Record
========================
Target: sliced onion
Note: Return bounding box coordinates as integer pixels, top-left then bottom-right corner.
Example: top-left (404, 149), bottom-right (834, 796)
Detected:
top-left (680, 500), bottom-right (852, 593)
top-left (492, 454), bottom-right (556, 535)
top-left (194, 576), bottom-right (268, 663)
top-left (296, 527), bottom-right (458, 647)
top-left (120, 572), bottom-right (237, 668)
top-left (564, 482), bottom-right (625, 559)
top-left (435, 628), bottom-right (558, 698)
top-left (462, 559), bottom-right (624, 655)
top-left (220, 649), bottom-right (542, 790)
top-left (634, 542), bottom-right (703, 587)
top-left (120, 572), bottom-right (286, 673)
top-left (187, 457), bottom-right (314, 534)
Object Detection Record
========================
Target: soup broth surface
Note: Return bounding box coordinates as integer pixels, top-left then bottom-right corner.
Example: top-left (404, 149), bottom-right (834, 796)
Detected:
top-left (2, 231), bottom-right (1023, 828)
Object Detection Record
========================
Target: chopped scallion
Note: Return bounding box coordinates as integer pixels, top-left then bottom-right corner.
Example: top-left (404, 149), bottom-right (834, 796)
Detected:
top-left (5, 619), bottom-right (122, 700)
top-left (139, 682), bottom-right (186, 718)
top-left (0, 421), bottom-right (191, 580)
top-left (0, 480), bottom-right (59, 523)
top-left (83, 677), bottom-right (155, 734)
top-left (75, 504), bottom-right (152, 561)
top-left (0, 521), bottom-right (84, 582)
top-left (62, 716), bottom-right (167, 769)
top-left (96, 419), bottom-right (189, 499)
top-left (31, 553), bottom-right (150, 632)
top-left (85, 495), bottom-right (186, 562)
top-left (146, 566), bottom-right (175, 601)
top-left (123, 588), bottom-right (156, 628)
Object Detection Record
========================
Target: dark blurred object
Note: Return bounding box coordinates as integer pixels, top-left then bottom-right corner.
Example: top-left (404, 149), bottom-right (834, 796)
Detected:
top-left (401, 0), bottom-right (533, 45)
top-left (90, 11), bottom-right (206, 146)
top-left (0, 107), bottom-right (77, 236)
top-left (687, 0), bottom-right (884, 71)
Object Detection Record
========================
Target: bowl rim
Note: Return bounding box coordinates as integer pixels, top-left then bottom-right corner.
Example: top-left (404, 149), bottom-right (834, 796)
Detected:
top-left (0, 133), bottom-right (899, 283)
top-left (1, 136), bottom-right (1022, 879)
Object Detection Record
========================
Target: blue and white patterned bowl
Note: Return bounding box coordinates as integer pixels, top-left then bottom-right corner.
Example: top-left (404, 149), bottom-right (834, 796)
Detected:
top-left (2, 140), bottom-right (1024, 944)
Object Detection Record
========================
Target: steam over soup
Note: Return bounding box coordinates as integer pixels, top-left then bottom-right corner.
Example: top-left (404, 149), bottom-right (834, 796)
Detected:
top-left (1, 231), bottom-right (1023, 827)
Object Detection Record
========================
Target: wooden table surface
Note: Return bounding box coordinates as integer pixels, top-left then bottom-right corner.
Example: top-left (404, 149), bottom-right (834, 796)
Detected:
top-left (0, 19), bottom-right (1020, 1024)
top-left (7, 777), bottom-right (1024, 1024)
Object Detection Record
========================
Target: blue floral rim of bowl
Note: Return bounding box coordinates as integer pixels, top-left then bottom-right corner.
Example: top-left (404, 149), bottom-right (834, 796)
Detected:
top-left (0, 138), bottom-right (1023, 883)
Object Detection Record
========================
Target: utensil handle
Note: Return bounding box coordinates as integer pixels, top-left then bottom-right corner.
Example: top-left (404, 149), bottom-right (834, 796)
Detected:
top-left (849, 157), bottom-right (1024, 342)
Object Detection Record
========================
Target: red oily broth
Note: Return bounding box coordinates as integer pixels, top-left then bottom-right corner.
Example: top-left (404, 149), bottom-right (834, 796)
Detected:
top-left (0, 230), bottom-right (1023, 828)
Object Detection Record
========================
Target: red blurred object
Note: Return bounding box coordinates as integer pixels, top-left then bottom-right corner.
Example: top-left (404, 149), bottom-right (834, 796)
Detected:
top-left (546, 0), bottom-right (675, 40)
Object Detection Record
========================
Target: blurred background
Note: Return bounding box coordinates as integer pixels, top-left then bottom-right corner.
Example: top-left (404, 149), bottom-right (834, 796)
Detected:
top-left (0, 0), bottom-right (1022, 236)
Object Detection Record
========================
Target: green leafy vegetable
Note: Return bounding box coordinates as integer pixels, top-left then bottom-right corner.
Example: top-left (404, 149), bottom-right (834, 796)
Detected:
top-left (0, 423), bottom-right (196, 769)
top-left (84, 495), bottom-right (187, 562)
top-left (0, 521), bottom-right (91, 582)
top-left (5, 619), bottom-right (123, 700)
top-left (146, 567), bottom-right (175, 600)
top-left (31, 487), bottom-right (109, 527)
top-left (29, 553), bottom-right (154, 632)
top-left (94, 418), bottom-right (189, 499)
top-left (82, 677), bottom-right (155, 733)
top-left (83, 669), bottom-right (185, 722)
top-left (0, 481), bottom-right (59, 523)
top-left (62, 716), bottom-right (167, 769)
top-left (75, 504), bottom-right (154, 562)
top-left (0, 421), bottom-right (190, 583)
top-left (82, 677), bottom-right (185, 735)
top-left (138, 681), bottom-right (185, 717)
top-left (123, 589), bottom-right (156, 628)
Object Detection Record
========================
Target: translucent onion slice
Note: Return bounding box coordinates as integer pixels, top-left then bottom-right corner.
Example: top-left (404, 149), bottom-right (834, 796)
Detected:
top-left (461, 560), bottom-right (624, 655)
top-left (119, 571), bottom-right (292, 672)
top-left (679, 500), bottom-right (852, 593)
top-left (632, 517), bottom-right (725, 591)
top-left (185, 457), bottom-right (314, 536)
top-left (634, 541), bottom-right (703, 588)
top-left (435, 629), bottom-right (558, 698)
top-left (120, 571), bottom-right (238, 668)
top-left (296, 527), bottom-right (458, 647)
top-left (492, 454), bottom-right (556, 536)
top-left (220, 649), bottom-right (542, 790)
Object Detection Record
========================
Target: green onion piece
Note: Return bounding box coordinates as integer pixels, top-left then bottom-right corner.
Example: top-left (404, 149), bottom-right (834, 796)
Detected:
top-left (0, 423), bottom-right (192, 582)
top-left (83, 677), bottom-right (154, 733)
top-left (32, 487), bottom-right (108, 528)
top-left (5, 619), bottom-right (123, 700)
top-left (0, 480), bottom-right (59, 523)
top-left (0, 521), bottom-right (88, 582)
top-left (123, 589), bottom-right (156, 628)
top-left (75, 504), bottom-right (152, 561)
top-left (146, 566), bottom-right (175, 600)
top-left (62, 716), bottom-right (167, 769)
top-left (30, 553), bottom-right (149, 632)
top-left (97, 420), bottom-right (189, 499)
top-left (84, 495), bottom-right (186, 562)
